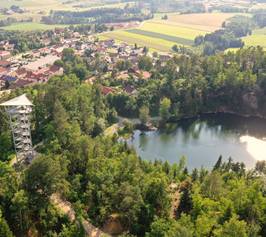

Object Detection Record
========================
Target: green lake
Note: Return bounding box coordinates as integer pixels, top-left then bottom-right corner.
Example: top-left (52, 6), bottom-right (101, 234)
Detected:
top-left (127, 114), bottom-right (266, 170)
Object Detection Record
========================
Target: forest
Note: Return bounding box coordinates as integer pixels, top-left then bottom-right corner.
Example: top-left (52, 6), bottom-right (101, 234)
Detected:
top-left (194, 13), bottom-right (266, 55)
top-left (42, 6), bottom-right (152, 25)
top-left (1, 82), bottom-right (266, 237)
top-left (1, 46), bottom-right (266, 236)
top-left (2, 75), bottom-right (266, 237)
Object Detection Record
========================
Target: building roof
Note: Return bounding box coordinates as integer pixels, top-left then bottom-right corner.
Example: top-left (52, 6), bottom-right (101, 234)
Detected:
top-left (101, 86), bottom-right (115, 95)
top-left (142, 71), bottom-right (151, 79)
top-left (0, 94), bottom-right (33, 106)
top-left (49, 65), bottom-right (61, 73)
top-left (0, 75), bottom-right (16, 82)
top-left (0, 60), bottom-right (11, 67)
top-left (24, 55), bottom-right (60, 71)
top-left (124, 85), bottom-right (136, 94)
top-left (0, 67), bottom-right (8, 74)
top-left (0, 51), bottom-right (11, 56)
top-left (14, 79), bottom-right (34, 87)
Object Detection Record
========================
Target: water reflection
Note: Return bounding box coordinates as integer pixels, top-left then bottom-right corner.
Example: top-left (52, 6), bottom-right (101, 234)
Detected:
top-left (128, 114), bottom-right (266, 170)
top-left (240, 135), bottom-right (266, 161)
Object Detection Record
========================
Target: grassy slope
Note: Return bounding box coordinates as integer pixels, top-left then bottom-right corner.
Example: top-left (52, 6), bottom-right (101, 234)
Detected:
top-left (0, 22), bottom-right (68, 31)
top-left (243, 28), bottom-right (266, 48)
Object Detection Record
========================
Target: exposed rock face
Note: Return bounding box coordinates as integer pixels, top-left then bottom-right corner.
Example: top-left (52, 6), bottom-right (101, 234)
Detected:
top-left (213, 90), bottom-right (265, 118)
top-left (242, 92), bottom-right (258, 110)
top-left (103, 214), bottom-right (124, 235)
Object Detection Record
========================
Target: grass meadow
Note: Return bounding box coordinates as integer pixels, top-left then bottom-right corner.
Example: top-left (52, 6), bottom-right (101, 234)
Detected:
top-left (243, 28), bottom-right (266, 48)
top-left (0, 22), bottom-right (68, 31)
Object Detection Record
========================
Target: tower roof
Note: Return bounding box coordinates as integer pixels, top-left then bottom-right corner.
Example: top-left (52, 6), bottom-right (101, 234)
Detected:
top-left (0, 94), bottom-right (33, 106)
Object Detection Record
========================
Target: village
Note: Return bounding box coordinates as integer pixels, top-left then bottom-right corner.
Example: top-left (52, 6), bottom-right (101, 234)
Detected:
top-left (0, 27), bottom-right (172, 97)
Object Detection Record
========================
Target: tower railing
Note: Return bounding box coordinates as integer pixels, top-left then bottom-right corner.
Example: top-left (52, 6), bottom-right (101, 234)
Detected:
top-left (0, 94), bottom-right (34, 164)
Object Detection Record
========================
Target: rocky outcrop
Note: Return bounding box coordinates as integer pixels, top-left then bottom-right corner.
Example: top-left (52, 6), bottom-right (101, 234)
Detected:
top-left (102, 214), bottom-right (124, 235)
top-left (242, 92), bottom-right (258, 110)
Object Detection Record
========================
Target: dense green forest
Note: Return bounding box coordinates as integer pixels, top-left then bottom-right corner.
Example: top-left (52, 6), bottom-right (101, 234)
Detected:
top-left (42, 6), bottom-right (152, 25)
top-left (1, 47), bottom-right (266, 236)
top-left (103, 47), bottom-right (266, 121)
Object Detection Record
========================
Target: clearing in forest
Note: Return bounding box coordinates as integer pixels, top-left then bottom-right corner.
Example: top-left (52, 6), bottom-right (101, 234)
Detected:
top-left (243, 28), bottom-right (266, 49)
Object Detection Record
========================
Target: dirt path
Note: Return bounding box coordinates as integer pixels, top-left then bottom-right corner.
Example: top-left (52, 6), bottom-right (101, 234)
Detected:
top-left (169, 183), bottom-right (180, 219)
top-left (51, 194), bottom-right (109, 237)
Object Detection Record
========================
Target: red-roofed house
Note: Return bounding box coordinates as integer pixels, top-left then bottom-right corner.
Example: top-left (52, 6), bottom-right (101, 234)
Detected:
top-left (15, 68), bottom-right (27, 78)
top-left (134, 70), bottom-right (151, 80)
top-left (0, 51), bottom-right (11, 60)
top-left (9, 79), bottom-right (33, 89)
top-left (0, 67), bottom-right (8, 75)
top-left (101, 86), bottom-right (115, 95)
top-left (0, 60), bottom-right (11, 68)
top-left (49, 65), bottom-right (63, 76)
top-left (142, 71), bottom-right (151, 80)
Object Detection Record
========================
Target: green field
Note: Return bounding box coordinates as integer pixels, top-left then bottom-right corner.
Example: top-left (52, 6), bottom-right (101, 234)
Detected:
top-left (0, 0), bottom-right (70, 10)
top-left (243, 28), bottom-right (266, 48)
top-left (0, 0), bottom-right (72, 22)
top-left (101, 30), bottom-right (177, 52)
top-left (0, 0), bottom-right (130, 21)
top-left (138, 21), bottom-right (208, 39)
top-left (126, 29), bottom-right (194, 46)
top-left (101, 13), bottom-right (245, 52)
top-left (0, 22), bottom-right (68, 31)
top-left (101, 18), bottom-right (211, 52)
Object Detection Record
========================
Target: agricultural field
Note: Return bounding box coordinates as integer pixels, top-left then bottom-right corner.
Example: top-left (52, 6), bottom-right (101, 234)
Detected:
top-left (0, 0), bottom-right (72, 22)
top-left (0, 0), bottom-right (130, 22)
top-left (243, 28), bottom-right (266, 49)
top-left (0, 0), bottom-right (70, 11)
top-left (101, 13), bottom-right (242, 52)
top-left (0, 22), bottom-right (68, 31)
top-left (101, 30), bottom-right (176, 52)
top-left (126, 29), bottom-right (194, 46)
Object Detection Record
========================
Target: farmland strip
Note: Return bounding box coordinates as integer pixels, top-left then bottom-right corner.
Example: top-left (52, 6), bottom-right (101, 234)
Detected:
top-left (126, 29), bottom-right (194, 46)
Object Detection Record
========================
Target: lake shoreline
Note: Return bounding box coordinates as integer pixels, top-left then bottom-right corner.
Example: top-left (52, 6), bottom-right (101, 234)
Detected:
top-left (123, 111), bottom-right (266, 132)
top-left (169, 111), bottom-right (266, 123)
top-left (127, 113), bottom-right (266, 170)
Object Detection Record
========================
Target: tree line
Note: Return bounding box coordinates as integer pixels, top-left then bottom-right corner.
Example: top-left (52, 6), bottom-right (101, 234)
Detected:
top-left (42, 6), bottom-right (152, 25)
